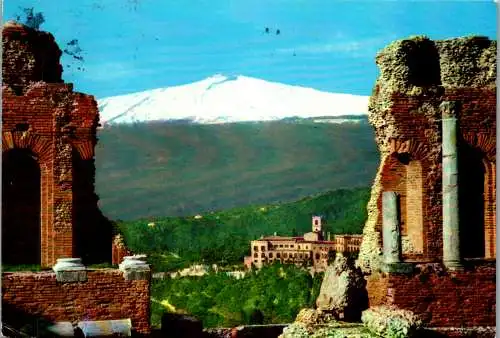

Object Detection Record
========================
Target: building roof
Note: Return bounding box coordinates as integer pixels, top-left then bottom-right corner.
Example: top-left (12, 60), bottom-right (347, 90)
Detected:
top-left (254, 235), bottom-right (336, 245)
top-left (297, 240), bottom-right (336, 244)
top-left (257, 236), bottom-right (303, 241)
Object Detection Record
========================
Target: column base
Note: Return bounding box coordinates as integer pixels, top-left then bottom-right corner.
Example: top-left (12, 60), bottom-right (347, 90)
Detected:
top-left (381, 262), bottom-right (414, 274)
top-left (443, 260), bottom-right (464, 271)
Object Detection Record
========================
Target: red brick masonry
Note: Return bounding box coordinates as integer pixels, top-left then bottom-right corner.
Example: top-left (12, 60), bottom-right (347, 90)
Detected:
top-left (374, 89), bottom-right (496, 262)
top-left (2, 23), bottom-right (112, 267)
top-left (2, 269), bottom-right (151, 334)
top-left (367, 262), bottom-right (496, 327)
top-left (112, 234), bottom-right (133, 265)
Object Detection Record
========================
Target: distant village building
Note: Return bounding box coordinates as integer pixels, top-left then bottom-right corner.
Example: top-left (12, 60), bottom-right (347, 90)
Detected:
top-left (244, 216), bottom-right (362, 271)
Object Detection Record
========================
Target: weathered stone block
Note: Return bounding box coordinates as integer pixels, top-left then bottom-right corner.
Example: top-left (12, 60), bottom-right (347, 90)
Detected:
top-left (77, 319), bottom-right (131, 337)
top-left (316, 255), bottom-right (368, 321)
top-left (46, 321), bottom-right (75, 337)
top-left (119, 255), bottom-right (150, 281)
top-left (53, 258), bottom-right (87, 282)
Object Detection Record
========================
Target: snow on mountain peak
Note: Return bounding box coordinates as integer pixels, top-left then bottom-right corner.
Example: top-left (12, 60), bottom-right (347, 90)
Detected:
top-left (97, 75), bottom-right (370, 125)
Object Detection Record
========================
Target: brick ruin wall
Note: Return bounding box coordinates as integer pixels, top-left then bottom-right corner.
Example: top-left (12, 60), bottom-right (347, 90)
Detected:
top-left (2, 22), bottom-right (112, 267)
top-left (2, 270), bottom-right (151, 335)
top-left (112, 234), bottom-right (133, 265)
top-left (366, 263), bottom-right (496, 328)
top-left (357, 36), bottom-right (496, 328)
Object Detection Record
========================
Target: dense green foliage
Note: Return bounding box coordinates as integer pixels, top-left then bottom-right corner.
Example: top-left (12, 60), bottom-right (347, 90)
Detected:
top-left (151, 264), bottom-right (324, 328)
top-left (117, 187), bottom-right (370, 270)
top-left (95, 119), bottom-right (377, 220)
top-left (1, 264), bottom-right (43, 272)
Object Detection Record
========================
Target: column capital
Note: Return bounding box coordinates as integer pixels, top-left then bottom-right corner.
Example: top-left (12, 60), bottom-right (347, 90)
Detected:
top-left (440, 100), bottom-right (460, 118)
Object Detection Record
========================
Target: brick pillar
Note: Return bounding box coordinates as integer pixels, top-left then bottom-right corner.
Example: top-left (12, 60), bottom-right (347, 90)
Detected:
top-left (112, 234), bottom-right (132, 265)
top-left (51, 107), bottom-right (76, 266)
top-left (40, 163), bottom-right (53, 268)
top-left (52, 138), bottom-right (74, 263)
top-left (441, 101), bottom-right (463, 269)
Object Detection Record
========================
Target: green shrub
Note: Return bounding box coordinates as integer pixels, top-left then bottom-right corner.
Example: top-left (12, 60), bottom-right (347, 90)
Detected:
top-left (151, 264), bottom-right (317, 328)
top-left (1, 264), bottom-right (42, 272)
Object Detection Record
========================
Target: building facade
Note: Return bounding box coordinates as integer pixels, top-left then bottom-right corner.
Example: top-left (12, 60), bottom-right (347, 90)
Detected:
top-left (244, 216), bottom-right (362, 271)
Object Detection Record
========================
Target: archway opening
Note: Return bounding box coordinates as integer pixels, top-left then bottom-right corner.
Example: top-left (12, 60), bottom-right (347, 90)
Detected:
top-left (459, 143), bottom-right (485, 258)
top-left (2, 148), bottom-right (41, 265)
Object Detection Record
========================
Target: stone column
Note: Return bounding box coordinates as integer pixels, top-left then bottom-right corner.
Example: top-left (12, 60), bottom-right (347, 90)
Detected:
top-left (382, 191), bottom-right (413, 274)
top-left (119, 254), bottom-right (151, 280)
top-left (382, 191), bottom-right (401, 264)
top-left (441, 101), bottom-right (462, 269)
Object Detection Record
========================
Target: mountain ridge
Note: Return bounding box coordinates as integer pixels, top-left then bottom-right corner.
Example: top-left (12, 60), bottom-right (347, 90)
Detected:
top-left (95, 119), bottom-right (378, 220)
top-left (97, 74), bottom-right (370, 125)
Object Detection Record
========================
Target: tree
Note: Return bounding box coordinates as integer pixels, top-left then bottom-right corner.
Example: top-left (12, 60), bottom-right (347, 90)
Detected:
top-left (15, 7), bottom-right (44, 30)
top-left (13, 7), bottom-right (85, 72)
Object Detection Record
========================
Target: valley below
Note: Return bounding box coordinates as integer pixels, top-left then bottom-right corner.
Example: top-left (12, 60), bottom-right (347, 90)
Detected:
top-left (95, 118), bottom-right (379, 220)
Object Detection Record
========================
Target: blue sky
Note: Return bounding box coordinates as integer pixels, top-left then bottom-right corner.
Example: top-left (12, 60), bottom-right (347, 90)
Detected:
top-left (4, 0), bottom-right (497, 99)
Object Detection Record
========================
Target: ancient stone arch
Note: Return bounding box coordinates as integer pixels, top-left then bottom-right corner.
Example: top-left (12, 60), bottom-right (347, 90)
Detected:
top-left (361, 36), bottom-right (496, 271)
top-left (2, 22), bottom-right (111, 267)
top-left (378, 139), bottom-right (430, 259)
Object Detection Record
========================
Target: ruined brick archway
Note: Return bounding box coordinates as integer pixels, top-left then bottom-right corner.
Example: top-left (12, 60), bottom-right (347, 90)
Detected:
top-left (2, 148), bottom-right (41, 265)
top-left (2, 22), bottom-right (112, 267)
top-left (360, 35), bottom-right (496, 329)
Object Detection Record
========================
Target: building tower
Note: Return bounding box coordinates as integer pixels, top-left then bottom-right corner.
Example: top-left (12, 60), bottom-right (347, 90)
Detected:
top-left (312, 216), bottom-right (322, 233)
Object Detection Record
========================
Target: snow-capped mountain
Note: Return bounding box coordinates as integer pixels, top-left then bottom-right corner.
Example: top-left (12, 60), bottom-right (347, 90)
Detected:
top-left (97, 74), bottom-right (370, 125)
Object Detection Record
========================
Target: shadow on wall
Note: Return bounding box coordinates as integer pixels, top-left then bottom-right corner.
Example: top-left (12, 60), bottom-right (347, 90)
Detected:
top-left (2, 303), bottom-right (57, 337)
top-left (2, 148), bottom-right (41, 265)
top-left (1, 148), bottom-right (113, 266)
top-left (458, 141), bottom-right (485, 259)
top-left (158, 313), bottom-right (287, 338)
top-left (73, 149), bottom-right (113, 265)
top-left (160, 313), bottom-right (204, 338)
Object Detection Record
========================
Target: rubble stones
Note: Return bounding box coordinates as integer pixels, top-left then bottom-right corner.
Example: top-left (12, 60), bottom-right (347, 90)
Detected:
top-left (316, 255), bottom-right (368, 321)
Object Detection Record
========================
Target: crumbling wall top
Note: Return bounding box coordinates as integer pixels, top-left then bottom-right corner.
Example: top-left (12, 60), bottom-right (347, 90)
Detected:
top-left (2, 21), bottom-right (63, 91)
top-left (374, 35), bottom-right (496, 93)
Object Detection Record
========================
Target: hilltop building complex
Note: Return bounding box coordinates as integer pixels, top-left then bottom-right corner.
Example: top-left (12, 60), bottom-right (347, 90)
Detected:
top-left (244, 216), bottom-right (362, 271)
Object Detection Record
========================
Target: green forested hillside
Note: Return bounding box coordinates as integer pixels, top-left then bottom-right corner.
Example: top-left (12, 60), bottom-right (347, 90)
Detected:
top-left (95, 118), bottom-right (378, 220)
top-left (117, 187), bottom-right (370, 270)
top-left (151, 264), bottom-right (324, 328)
